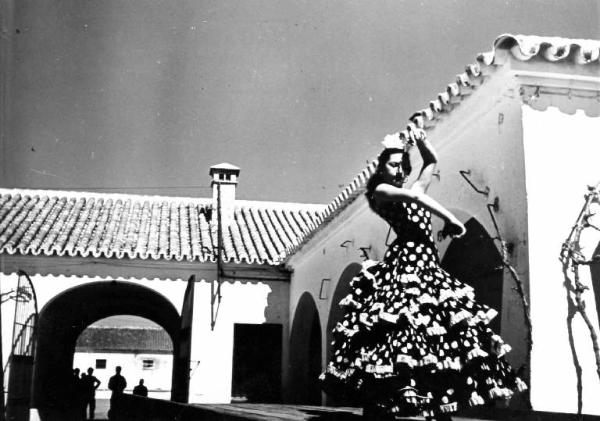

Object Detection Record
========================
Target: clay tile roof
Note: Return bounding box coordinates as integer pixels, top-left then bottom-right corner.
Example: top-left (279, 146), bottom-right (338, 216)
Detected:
top-left (478, 34), bottom-right (600, 66)
top-left (75, 327), bottom-right (173, 353)
top-left (0, 189), bottom-right (325, 265)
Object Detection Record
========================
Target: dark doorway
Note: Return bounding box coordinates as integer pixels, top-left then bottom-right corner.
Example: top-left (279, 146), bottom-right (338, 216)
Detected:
top-left (441, 218), bottom-right (504, 333)
top-left (231, 323), bottom-right (282, 403)
top-left (289, 292), bottom-right (322, 405)
top-left (32, 281), bottom-right (191, 421)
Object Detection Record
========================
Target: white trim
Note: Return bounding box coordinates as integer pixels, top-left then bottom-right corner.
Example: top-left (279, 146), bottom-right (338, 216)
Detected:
top-left (514, 70), bottom-right (600, 91)
top-left (0, 187), bottom-right (211, 205)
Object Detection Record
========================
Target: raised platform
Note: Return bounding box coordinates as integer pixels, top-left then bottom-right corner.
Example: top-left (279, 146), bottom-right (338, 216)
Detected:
top-left (192, 405), bottom-right (600, 421)
top-left (195, 404), bottom-right (365, 420)
top-left (109, 396), bottom-right (600, 421)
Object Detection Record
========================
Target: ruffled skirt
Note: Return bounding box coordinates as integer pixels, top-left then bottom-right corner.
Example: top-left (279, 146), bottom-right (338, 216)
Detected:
top-left (320, 239), bottom-right (526, 417)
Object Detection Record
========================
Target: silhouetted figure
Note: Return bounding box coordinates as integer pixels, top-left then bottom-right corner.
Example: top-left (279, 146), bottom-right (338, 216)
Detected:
top-left (82, 367), bottom-right (101, 420)
top-left (69, 368), bottom-right (86, 421)
top-left (132, 379), bottom-right (148, 397)
top-left (78, 371), bottom-right (89, 420)
top-left (108, 366), bottom-right (127, 420)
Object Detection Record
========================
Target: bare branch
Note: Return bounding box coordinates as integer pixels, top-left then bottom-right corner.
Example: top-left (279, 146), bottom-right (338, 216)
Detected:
top-left (561, 184), bottom-right (600, 399)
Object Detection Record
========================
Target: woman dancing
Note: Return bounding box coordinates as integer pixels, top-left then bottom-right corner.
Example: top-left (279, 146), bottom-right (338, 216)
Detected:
top-left (320, 128), bottom-right (526, 420)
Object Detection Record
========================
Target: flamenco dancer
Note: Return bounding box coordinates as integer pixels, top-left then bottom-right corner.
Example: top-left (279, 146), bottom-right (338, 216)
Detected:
top-left (320, 128), bottom-right (526, 420)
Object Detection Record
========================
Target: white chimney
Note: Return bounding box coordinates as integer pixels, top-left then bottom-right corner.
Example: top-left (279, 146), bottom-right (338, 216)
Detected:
top-left (209, 163), bottom-right (240, 227)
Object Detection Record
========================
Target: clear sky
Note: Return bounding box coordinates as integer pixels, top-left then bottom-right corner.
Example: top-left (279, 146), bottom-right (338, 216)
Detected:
top-left (1, 0), bottom-right (599, 204)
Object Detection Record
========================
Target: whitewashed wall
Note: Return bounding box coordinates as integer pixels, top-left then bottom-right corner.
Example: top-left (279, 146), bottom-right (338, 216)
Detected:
top-left (522, 105), bottom-right (600, 415)
top-left (0, 271), bottom-right (289, 405)
top-left (0, 273), bottom-right (186, 400)
top-left (188, 278), bottom-right (289, 403)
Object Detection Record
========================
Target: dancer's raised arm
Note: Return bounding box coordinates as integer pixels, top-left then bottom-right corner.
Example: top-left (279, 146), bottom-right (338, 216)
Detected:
top-left (409, 128), bottom-right (438, 195)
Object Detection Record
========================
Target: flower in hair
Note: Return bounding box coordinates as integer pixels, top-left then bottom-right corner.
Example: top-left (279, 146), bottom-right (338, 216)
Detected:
top-left (381, 132), bottom-right (414, 151)
top-left (382, 132), bottom-right (411, 151)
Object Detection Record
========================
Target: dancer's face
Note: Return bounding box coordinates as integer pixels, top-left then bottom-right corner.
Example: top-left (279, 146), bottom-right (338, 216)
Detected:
top-left (383, 152), bottom-right (405, 187)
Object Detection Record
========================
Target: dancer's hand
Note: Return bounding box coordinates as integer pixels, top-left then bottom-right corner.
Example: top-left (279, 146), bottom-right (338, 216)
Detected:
top-left (441, 218), bottom-right (466, 239)
top-left (407, 127), bottom-right (427, 144)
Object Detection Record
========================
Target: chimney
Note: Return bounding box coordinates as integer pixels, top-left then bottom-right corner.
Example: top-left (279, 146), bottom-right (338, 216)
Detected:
top-left (209, 163), bottom-right (240, 227)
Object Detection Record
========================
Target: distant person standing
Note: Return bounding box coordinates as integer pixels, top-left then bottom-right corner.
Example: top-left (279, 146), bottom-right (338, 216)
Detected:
top-left (82, 367), bottom-right (101, 420)
top-left (108, 366), bottom-right (127, 397)
top-left (132, 379), bottom-right (148, 397)
top-left (107, 366), bottom-right (127, 419)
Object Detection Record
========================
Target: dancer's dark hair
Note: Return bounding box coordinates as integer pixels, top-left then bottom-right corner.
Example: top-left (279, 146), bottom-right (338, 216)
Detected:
top-left (365, 148), bottom-right (412, 213)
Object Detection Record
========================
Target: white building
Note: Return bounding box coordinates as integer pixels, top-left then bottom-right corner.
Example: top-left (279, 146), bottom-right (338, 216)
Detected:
top-left (73, 326), bottom-right (173, 400)
top-left (0, 34), bottom-right (599, 419)
top-left (0, 162), bottom-right (325, 419)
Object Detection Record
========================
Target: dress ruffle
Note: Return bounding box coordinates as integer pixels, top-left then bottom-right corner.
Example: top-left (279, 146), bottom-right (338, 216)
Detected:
top-left (320, 202), bottom-right (526, 417)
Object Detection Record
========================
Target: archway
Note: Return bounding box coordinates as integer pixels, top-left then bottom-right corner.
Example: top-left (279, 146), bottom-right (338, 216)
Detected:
top-left (324, 263), bottom-right (362, 405)
top-left (74, 315), bottom-right (174, 398)
top-left (32, 281), bottom-right (189, 420)
top-left (441, 217), bottom-right (504, 333)
top-left (289, 292), bottom-right (321, 404)
top-left (326, 263), bottom-right (362, 362)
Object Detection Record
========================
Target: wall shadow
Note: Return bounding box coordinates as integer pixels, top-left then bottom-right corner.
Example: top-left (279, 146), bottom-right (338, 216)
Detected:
top-left (289, 292), bottom-right (321, 404)
top-left (441, 217), bottom-right (504, 333)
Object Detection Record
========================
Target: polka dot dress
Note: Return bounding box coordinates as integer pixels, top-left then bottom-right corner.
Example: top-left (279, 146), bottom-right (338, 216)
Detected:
top-left (320, 200), bottom-right (527, 417)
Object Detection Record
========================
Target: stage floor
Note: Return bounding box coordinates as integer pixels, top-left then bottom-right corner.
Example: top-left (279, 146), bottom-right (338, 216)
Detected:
top-left (192, 403), bottom-right (494, 420)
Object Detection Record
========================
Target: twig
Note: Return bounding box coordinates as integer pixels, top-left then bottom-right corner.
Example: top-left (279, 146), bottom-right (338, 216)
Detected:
top-left (498, 239), bottom-right (533, 357)
top-left (489, 218), bottom-right (533, 410)
top-left (560, 184), bottom-right (600, 388)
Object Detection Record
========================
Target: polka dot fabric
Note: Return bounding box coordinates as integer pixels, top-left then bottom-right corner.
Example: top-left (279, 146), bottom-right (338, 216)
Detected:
top-left (320, 201), bottom-right (526, 417)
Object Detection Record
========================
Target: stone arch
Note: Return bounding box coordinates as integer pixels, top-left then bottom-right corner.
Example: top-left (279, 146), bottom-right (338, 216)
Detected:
top-left (288, 292), bottom-right (321, 404)
top-left (441, 217), bottom-right (504, 333)
top-left (32, 280), bottom-right (189, 420)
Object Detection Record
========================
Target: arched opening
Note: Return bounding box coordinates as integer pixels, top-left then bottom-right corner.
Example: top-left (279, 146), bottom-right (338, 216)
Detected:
top-left (32, 281), bottom-right (189, 421)
top-left (324, 263), bottom-right (361, 406)
top-left (441, 218), bottom-right (504, 333)
top-left (73, 315), bottom-right (174, 418)
top-left (326, 263), bottom-right (362, 361)
top-left (288, 292), bottom-right (321, 405)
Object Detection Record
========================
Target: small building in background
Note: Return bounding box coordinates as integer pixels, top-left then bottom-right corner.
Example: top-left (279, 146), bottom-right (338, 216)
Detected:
top-left (73, 321), bottom-right (173, 400)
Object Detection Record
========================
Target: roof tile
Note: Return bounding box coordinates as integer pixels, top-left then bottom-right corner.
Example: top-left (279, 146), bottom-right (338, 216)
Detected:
top-left (75, 327), bottom-right (173, 353)
top-left (0, 189), bottom-right (325, 265)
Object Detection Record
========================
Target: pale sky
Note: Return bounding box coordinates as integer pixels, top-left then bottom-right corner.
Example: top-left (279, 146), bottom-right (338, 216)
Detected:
top-left (2, 0), bottom-right (599, 203)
